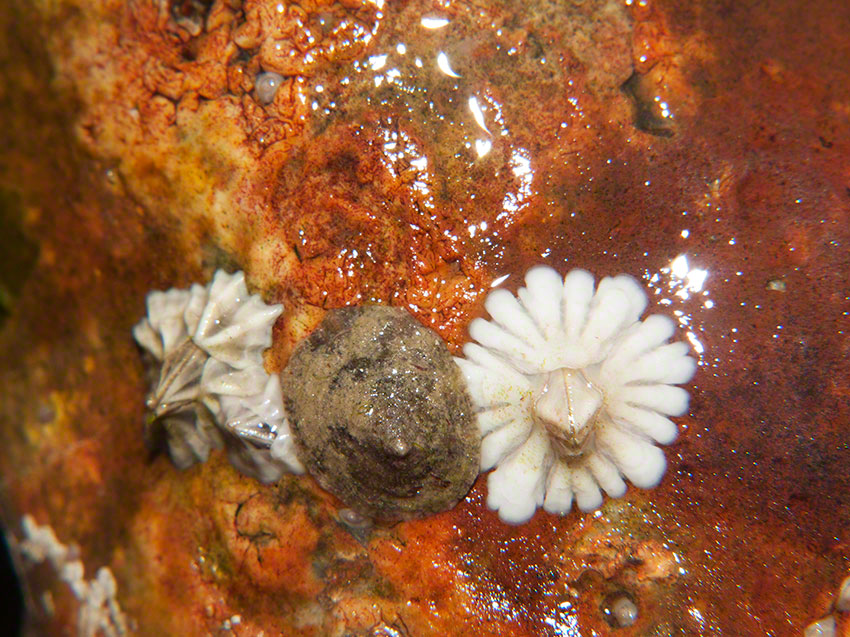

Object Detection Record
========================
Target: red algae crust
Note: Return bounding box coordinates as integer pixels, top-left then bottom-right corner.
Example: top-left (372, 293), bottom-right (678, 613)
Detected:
top-left (1, 0), bottom-right (850, 635)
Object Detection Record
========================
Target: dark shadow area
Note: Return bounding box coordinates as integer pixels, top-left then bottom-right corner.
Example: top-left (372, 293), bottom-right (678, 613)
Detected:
top-left (0, 529), bottom-right (23, 634)
top-left (0, 188), bottom-right (39, 329)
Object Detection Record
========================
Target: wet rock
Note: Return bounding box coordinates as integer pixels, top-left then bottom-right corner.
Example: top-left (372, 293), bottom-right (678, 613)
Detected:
top-left (281, 306), bottom-right (479, 521)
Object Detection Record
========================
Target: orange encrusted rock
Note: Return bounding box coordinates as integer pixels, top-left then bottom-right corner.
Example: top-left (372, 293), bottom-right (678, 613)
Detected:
top-left (2, 0), bottom-right (850, 634)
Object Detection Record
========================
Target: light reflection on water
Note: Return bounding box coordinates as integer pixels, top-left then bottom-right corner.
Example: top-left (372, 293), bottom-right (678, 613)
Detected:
top-left (303, 5), bottom-right (541, 259)
top-left (500, 148), bottom-right (534, 223)
top-left (298, 2), bottom-right (703, 338)
top-left (543, 601), bottom-right (582, 636)
top-left (421, 16), bottom-right (450, 29)
top-left (436, 51), bottom-right (462, 78)
top-left (644, 254), bottom-right (711, 364)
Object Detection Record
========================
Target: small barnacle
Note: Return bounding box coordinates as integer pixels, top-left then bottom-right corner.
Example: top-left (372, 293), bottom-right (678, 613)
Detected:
top-left (255, 72), bottom-right (285, 105)
top-left (338, 508), bottom-right (372, 531)
top-left (338, 508), bottom-right (373, 542)
top-left (455, 266), bottom-right (696, 524)
top-left (133, 270), bottom-right (298, 478)
top-left (169, 0), bottom-right (213, 37)
top-left (281, 306), bottom-right (480, 521)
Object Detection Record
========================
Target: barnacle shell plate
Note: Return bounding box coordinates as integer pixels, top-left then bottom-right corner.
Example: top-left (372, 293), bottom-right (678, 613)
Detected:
top-left (133, 270), bottom-right (302, 479)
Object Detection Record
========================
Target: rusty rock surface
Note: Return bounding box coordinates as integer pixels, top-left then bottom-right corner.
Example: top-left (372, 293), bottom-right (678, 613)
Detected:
top-left (0, 0), bottom-right (849, 635)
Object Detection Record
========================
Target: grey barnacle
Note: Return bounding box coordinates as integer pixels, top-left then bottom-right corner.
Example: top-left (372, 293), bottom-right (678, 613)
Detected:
top-left (280, 306), bottom-right (480, 521)
top-left (134, 286), bottom-right (221, 469)
top-left (133, 270), bottom-right (302, 478)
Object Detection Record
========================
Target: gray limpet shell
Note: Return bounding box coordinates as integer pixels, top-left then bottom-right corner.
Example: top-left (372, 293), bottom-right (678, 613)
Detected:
top-left (281, 306), bottom-right (480, 521)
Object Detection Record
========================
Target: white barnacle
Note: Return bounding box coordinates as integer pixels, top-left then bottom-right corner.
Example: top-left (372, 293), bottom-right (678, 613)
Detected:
top-left (455, 266), bottom-right (696, 524)
top-left (19, 515), bottom-right (129, 636)
top-left (133, 270), bottom-right (300, 480)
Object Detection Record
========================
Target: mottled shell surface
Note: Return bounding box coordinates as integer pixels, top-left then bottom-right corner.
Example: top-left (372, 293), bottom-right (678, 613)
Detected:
top-left (281, 306), bottom-right (479, 521)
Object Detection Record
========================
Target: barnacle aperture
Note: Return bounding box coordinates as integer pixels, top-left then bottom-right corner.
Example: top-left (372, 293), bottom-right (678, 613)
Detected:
top-left (281, 306), bottom-right (479, 521)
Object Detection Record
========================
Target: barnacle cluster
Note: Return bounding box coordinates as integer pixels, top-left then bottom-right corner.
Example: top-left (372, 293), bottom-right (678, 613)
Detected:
top-left (134, 264), bottom-right (696, 525)
top-left (455, 266), bottom-right (696, 524)
top-left (133, 270), bottom-right (302, 482)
